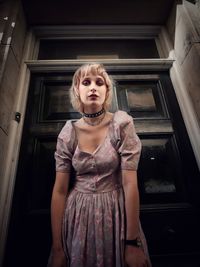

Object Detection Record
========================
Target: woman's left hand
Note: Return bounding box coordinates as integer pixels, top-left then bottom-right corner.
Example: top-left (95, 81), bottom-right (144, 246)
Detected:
top-left (125, 245), bottom-right (149, 267)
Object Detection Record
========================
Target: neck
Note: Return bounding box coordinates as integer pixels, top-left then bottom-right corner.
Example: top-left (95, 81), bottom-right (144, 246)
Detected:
top-left (83, 106), bottom-right (103, 115)
top-left (82, 107), bottom-right (106, 126)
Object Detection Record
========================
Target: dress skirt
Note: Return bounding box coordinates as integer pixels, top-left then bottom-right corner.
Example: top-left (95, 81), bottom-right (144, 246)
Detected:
top-left (63, 185), bottom-right (125, 267)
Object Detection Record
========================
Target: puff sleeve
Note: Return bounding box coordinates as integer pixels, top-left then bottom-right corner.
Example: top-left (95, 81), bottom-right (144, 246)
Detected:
top-left (118, 112), bottom-right (142, 171)
top-left (54, 121), bottom-right (74, 173)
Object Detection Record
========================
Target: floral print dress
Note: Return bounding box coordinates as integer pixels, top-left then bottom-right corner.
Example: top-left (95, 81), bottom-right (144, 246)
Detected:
top-left (53, 110), bottom-right (151, 267)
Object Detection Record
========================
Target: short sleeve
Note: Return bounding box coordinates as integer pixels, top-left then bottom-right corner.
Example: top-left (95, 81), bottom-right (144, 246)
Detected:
top-left (117, 113), bottom-right (142, 171)
top-left (54, 121), bottom-right (74, 173)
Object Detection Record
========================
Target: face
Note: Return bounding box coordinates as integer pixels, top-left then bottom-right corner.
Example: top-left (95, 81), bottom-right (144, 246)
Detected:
top-left (78, 74), bottom-right (107, 111)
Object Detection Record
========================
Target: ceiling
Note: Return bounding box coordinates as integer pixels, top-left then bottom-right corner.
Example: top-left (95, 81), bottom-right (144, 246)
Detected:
top-left (22, 0), bottom-right (178, 26)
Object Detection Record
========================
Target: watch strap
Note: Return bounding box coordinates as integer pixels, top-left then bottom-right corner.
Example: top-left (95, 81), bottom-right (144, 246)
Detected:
top-left (125, 238), bottom-right (142, 248)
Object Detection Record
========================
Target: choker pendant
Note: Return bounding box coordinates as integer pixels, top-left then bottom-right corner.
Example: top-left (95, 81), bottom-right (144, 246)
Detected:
top-left (83, 108), bottom-right (105, 118)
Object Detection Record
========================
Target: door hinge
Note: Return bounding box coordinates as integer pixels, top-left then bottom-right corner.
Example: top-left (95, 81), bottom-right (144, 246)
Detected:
top-left (15, 112), bottom-right (21, 123)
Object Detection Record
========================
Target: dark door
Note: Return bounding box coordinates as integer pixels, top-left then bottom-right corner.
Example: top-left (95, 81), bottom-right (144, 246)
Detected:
top-left (4, 69), bottom-right (200, 267)
top-left (114, 72), bottom-right (200, 265)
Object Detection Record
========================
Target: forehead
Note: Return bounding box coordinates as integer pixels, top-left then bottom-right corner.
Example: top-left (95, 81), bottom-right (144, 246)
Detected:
top-left (78, 65), bottom-right (105, 78)
top-left (81, 74), bottom-right (104, 80)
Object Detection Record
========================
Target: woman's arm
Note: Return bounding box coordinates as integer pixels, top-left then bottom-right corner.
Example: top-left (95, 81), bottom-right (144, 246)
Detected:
top-left (122, 169), bottom-right (148, 267)
top-left (51, 171), bottom-right (70, 252)
top-left (122, 169), bottom-right (140, 240)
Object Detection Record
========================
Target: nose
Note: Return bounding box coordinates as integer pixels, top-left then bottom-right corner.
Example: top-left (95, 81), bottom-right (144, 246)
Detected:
top-left (89, 82), bottom-right (97, 92)
top-left (90, 87), bottom-right (96, 93)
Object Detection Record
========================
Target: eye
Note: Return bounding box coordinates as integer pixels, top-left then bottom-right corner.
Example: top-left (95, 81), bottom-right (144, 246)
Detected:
top-left (82, 79), bottom-right (90, 86)
top-left (96, 78), bottom-right (104, 86)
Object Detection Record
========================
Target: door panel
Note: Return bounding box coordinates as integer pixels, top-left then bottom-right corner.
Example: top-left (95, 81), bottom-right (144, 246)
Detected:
top-left (4, 70), bottom-right (200, 267)
top-left (139, 135), bottom-right (185, 203)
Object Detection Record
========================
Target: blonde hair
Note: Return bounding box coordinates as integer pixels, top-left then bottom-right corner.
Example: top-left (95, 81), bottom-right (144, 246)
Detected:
top-left (70, 63), bottom-right (114, 113)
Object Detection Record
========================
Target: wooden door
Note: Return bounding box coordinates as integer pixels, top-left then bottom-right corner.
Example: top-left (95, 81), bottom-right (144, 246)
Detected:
top-left (4, 69), bottom-right (200, 267)
top-left (113, 72), bottom-right (200, 263)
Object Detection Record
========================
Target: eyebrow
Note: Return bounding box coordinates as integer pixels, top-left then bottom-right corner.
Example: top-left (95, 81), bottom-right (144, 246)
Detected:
top-left (82, 75), bottom-right (104, 80)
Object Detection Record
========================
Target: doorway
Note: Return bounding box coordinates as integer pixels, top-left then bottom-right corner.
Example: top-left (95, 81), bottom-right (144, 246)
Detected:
top-left (4, 65), bottom-right (200, 266)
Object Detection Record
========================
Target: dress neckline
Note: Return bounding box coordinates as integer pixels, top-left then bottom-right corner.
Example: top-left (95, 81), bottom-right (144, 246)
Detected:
top-left (71, 111), bottom-right (116, 156)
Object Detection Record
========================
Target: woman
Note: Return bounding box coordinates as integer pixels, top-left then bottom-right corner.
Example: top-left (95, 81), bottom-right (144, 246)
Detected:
top-left (49, 63), bottom-right (151, 267)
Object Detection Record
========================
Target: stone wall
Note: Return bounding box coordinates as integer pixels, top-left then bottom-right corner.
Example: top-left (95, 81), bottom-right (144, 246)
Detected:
top-left (167, 0), bottom-right (200, 127)
top-left (0, 1), bottom-right (27, 265)
top-left (165, 0), bottom-right (200, 169)
top-left (0, 0), bottom-right (26, 186)
top-left (176, 1), bottom-right (200, 125)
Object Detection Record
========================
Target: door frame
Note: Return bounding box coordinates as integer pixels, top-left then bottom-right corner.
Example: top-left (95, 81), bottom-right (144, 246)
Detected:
top-left (1, 25), bottom-right (200, 267)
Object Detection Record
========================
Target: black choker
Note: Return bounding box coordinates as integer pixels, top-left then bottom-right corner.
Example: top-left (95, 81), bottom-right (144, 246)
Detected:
top-left (83, 108), bottom-right (105, 118)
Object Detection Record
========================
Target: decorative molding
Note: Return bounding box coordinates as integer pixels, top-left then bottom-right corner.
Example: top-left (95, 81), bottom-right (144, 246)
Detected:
top-left (112, 74), bottom-right (160, 80)
top-left (135, 120), bottom-right (173, 134)
top-left (141, 202), bottom-right (192, 212)
top-left (25, 59), bottom-right (174, 72)
top-left (32, 25), bottom-right (162, 40)
top-left (157, 26), bottom-right (174, 58)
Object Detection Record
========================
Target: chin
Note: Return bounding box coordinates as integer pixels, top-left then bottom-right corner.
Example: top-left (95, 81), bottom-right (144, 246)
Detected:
top-left (87, 102), bottom-right (101, 107)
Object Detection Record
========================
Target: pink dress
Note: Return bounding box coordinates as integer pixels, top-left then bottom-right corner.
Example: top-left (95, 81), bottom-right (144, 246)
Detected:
top-left (54, 110), bottom-right (151, 267)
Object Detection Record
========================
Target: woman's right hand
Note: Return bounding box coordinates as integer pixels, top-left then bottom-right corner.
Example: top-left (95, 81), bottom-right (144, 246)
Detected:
top-left (51, 249), bottom-right (67, 267)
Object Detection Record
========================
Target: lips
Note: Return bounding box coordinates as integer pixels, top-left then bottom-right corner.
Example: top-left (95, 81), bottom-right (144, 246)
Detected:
top-left (88, 94), bottom-right (98, 98)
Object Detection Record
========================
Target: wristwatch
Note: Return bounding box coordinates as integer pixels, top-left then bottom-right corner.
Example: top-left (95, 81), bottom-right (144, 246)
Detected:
top-left (125, 238), bottom-right (142, 248)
